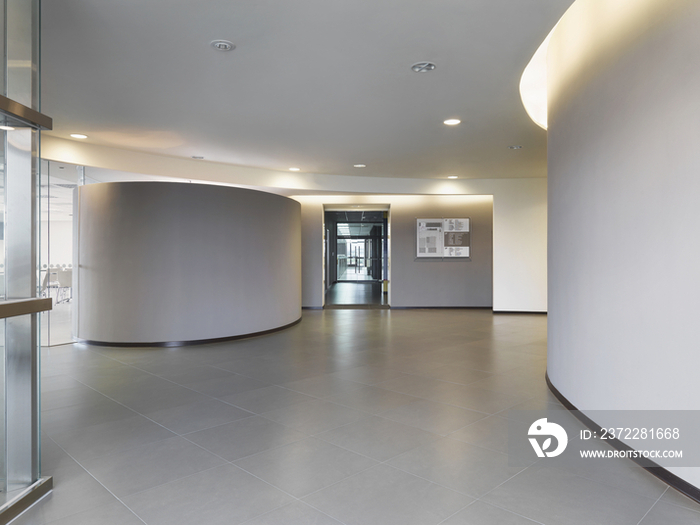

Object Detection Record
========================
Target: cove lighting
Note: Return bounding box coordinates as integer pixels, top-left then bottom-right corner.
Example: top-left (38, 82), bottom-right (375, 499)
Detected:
top-left (70, 133), bottom-right (88, 139)
top-left (443, 119), bottom-right (461, 126)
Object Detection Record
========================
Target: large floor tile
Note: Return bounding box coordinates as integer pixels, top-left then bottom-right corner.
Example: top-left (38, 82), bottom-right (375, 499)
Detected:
top-left (639, 500), bottom-right (700, 524)
top-left (235, 437), bottom-right (377, 498)
top-left (379, 398), bottom-right (486, 435)
top-left (260, 399), bottom-right (368, 434)
top-left (388, 437), bottom-right (525, 497)
top-left (123, 464), bottom-right (293, 525)
top-left (221, 385), bottom-right (315, 414)
top-left (448, 414), bottom-right (530, 454)
top-left (80, 436), bottom-right (225, 497)
top-left (186, 373), bottom-right (271, 398)
top-left (143, 398), bottom-right (253, 434)
top-left (324, 384), bottom-right (418, 414)
top-left (242, 501), bottom-right (343, 525)
top-left (659, 487), bottom-right (700, 512)
top-left (303, 464), bottom-right (471, 525)
top-left (25, 502), bottom-right (144, 525)
top-left (325, 364), bottom-right (406, 385)
top-left (102, 378), bottom-right (211, 414)
top-left (280, 375), bottom-right (364, 398)
top-left (41, 398), bottom-right (137, 435)
top-left (40, 383), bottom-right (108, 411)
top-left (145, 363), bottom-right (233, 384)
top-left (441, 501), bottom-right (543, 525)
top-left (49, 415), bottom-right (176, 462)
top-left (185, 415), bottom-right (308, 461)
top-left (316, 415), bottom-right (440, 461)
top-left (481, 463), bottom-right (657, 525)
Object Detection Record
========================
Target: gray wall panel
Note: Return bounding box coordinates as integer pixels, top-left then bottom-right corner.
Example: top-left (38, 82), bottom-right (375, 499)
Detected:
top-left (390, 197), bottom-right (493, 307)
top-left (300, 196), bottom-right (493, 308)
top-left (74, 182), bottom-right (301, 343)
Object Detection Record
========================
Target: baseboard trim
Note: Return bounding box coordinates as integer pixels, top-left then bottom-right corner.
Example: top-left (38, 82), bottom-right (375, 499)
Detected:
top-left (73, 317), bottom-right (302, 348)
top-left (546, 372), bottom-right (700, 505)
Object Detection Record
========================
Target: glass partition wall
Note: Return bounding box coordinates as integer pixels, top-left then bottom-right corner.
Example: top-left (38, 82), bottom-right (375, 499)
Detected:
top-left (0, 0), bottom-right (54, 519)
top-left (40, 161), bottom-right (82, 346)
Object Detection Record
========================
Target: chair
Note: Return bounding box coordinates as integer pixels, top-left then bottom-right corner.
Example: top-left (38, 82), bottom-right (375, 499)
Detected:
top-left (56, 268), bottom-right (73, 303)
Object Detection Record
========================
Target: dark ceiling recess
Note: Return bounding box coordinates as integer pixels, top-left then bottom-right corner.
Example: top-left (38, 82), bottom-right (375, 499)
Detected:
top-left (326, 211), bottom-right (384, 222)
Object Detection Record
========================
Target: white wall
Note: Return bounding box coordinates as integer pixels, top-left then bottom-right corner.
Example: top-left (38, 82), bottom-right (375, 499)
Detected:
top-left (74, 182), bottom-right (302, 344)
top-left (41, 220), bottom-right (73, 268)
top-left (547, 0), bottom-right (700, 488)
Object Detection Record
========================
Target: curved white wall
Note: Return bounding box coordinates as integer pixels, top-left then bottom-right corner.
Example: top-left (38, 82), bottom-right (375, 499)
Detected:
top-left (73, 182), bottom-right (301, 344)
top-left (547, 0), bottom-right (700, 488)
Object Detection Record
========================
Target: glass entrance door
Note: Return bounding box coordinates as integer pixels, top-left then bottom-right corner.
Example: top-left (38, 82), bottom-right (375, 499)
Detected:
top-left (0, 0), bottom-right (54, 515)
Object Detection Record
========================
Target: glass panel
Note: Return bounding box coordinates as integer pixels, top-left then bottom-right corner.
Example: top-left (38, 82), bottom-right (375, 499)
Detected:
top-left (41, 161), bottom-right (77, 346)
top-left (335, 222), bottom-right (384, 282)
top-left (0, 0), bottom-right (43, 496)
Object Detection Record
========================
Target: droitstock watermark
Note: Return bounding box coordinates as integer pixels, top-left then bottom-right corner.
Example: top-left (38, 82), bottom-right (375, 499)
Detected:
top-left (508, 410), bottom-right (700, 468)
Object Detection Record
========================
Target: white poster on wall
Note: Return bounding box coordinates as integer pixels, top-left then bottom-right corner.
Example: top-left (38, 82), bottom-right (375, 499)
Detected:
top-left (417, 218), bottom-right (471, 258)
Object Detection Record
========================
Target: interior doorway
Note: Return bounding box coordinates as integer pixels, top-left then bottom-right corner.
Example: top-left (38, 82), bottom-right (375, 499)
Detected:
top-left (324, 207), bottom-right (389, 308)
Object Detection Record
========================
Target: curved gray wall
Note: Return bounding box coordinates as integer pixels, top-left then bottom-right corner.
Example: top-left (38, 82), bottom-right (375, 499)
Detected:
top-left (73, 182), bottom-right (301, 344)
top-left (547, 2), bottom-right (700, 488)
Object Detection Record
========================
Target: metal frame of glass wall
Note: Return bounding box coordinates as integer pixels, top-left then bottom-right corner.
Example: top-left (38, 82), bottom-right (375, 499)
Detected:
top-left (0, 0), bottom-right (54, 520)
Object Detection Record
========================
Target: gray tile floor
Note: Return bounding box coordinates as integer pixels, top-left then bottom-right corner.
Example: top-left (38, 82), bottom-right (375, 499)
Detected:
top-left (14, 309), bottom-right (700, 524)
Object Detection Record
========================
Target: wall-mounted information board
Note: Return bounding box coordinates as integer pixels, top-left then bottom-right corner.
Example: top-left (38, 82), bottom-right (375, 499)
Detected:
top-left (416, 218), bottom-right (470, 258)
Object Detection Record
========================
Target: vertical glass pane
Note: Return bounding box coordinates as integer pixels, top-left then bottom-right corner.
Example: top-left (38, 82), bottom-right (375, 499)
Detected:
top-left (41, 161), bottom-right (77, 346)
top-left (0, 319), bottom-right (5, 492)
top-left (5, 0), bottom-right (40, 107)
top-left (0, 0), bottom-right (43, 496)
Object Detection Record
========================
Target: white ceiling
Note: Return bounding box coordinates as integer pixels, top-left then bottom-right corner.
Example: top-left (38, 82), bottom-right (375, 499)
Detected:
top-left (41, 0), bottom-right (573, 181)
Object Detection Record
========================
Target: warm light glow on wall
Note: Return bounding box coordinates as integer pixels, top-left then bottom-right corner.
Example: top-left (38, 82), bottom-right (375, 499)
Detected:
top-left (519, 29), bottom-right (554, 130)
top-left (520, 0), bottom-right (687, 131)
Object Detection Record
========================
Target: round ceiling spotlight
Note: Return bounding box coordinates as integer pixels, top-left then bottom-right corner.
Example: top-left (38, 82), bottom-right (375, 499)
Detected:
top-left (289, 167), bottom-right (300, 171)
top-left (411, 62), bottom-right (436, 73)
top-left (353, 164), bottom-right (366, 168)
top-left (70, 133), bottom-right (88, 139)
top-left (210, 40), bottom-right (235, 51)
top-left (443, 119), bottom-right (461, 126)
top-left (447, 176), bottom-right (458, 179)
top-left (509, 145), bottom-right (523, 149)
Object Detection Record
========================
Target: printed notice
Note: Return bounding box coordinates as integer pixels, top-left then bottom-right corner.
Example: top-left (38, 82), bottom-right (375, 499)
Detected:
top-left (417, 218), bottom-right (471, 258)
top-left (417, 219), bottom-right (443, 257)
top-left (443, 218), bottom-right (470, 232)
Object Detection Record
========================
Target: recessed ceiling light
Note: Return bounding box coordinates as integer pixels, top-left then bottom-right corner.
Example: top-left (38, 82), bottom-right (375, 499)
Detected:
top-left (509, 145), bottom-right (523, 149)
top-left (211, 40), bottom-right (235, 51)
top-left (0, 125), bottom-right (15, 131)
top-left (353, 164), bottom-right (366, 168)
top-left (411, 62), bottom-right (436, 73)
top-left (289, 167), bottom-right (300, 171)
top-left (447, 176), bottom-right (458, 179)
top-left (192, 156), bottom-right (204, 159)
top-left (443, 119), bottom-right (461, 126)
top-left (70, 133), bottom-right (88, 139)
